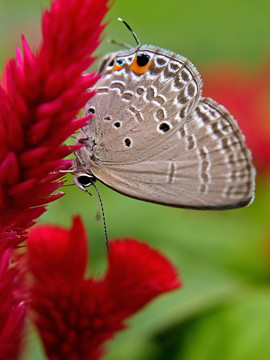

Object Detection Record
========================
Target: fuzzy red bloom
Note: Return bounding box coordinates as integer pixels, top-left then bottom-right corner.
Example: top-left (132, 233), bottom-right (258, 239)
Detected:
top-left (0, 0), bottom-right (110, 357)
top-left (0, 0), bottom-right (109, 247)
top-left (202, 60), bottom-right (270, 173)
top-left (0, 246), bottom-right (26, 359)
top-left (27, 217), bottom-right (181, 360)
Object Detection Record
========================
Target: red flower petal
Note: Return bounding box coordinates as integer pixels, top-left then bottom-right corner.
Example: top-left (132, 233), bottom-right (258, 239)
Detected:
top-left (0, 248), bottom-right (26, 359)
top-left (0, 152), bottom-right (20, 185)
top-left (102, 239), bottom-right (181, 317)
top-left (27, 217), bottom-right (181, 360)
top-left (28, 217), bottom-right (88, 283)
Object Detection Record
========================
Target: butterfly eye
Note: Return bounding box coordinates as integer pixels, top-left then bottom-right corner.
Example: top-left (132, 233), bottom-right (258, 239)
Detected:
top-left (116, 58), bottom-right (125, 66)
top-left (136, 53), bottom-right (151, 67)
top-left (88, 107), bottom-right (95, 114)
top-left (77, 174), bottom-right (95, 187)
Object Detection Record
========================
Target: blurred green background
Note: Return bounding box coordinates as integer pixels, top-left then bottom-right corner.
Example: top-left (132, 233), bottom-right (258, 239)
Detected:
top-left (1, 0), bottom-right (270, 359)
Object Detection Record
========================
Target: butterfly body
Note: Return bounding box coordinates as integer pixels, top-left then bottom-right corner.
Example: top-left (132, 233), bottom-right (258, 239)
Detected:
top-left (73, 45), bottom-right (255, 209)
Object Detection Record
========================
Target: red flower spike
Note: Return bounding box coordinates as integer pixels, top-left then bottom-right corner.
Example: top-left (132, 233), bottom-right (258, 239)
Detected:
top-left (0, 0), bottom-right (110, 355)
top-left (0, 247), bottom-right (26, 359)
top-left (27, 217), bottom-right (181, 360)
top-left (0, 0), bottom-right (110, 247)
top-left (202, 60), bottom-right (270, 173)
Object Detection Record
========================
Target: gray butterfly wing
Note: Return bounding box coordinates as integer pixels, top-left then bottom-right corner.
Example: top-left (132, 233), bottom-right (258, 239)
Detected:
top-left (82, 45), bottom-right (202, 163)
top-left (89, 97), bottom-right (255, 209)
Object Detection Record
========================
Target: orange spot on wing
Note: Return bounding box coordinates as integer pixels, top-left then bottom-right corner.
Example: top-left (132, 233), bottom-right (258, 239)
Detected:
top-left (130, 56), bottom-right (153, 75)
top-left (106, 63), bottom-right (124, 74)
top-left (114, 63), bottom-right (124, 71)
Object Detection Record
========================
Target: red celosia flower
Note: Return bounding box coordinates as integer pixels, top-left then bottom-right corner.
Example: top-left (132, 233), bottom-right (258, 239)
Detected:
top-left (0, 246), bottom-right (26, 359)
top-left (0, 0), bottom-right (109, 247)
top-left (0, 0), bottom-right (110, 357)
top-left (202, 60), bottom-right (270, 173)
top-left (27, 217), bottom-right (181, 360)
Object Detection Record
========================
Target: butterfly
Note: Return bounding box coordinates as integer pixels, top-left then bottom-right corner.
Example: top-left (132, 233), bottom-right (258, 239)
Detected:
top-left (73, 19), bottom-right (255, 210)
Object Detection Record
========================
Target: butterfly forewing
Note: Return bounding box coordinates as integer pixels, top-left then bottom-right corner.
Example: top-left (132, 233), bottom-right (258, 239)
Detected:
top-left (83, 46), bottom-right (202, 163)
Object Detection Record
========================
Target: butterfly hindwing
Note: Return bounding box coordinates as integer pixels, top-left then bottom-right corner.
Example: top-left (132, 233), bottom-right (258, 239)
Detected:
top-left (89, 97), bottom-right (255, 209)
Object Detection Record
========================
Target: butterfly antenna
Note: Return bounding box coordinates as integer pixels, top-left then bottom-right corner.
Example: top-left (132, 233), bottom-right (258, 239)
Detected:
top-left (108, 38), bottom-right (132, 49)
top-left (118, 17), bottom-right (140, 47)
top-left (61, 183), bottom-right (76, 187)
top-left (91, 182), bottom-right (110, 254)
top-left (95, 196), bottom-right (101, 222)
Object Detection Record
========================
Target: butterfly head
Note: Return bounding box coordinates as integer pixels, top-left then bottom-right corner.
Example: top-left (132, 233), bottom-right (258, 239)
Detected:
top-left (73, 171), bottom-right (96, 192)
top-left (73, 136), bottom-right (96, 192)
